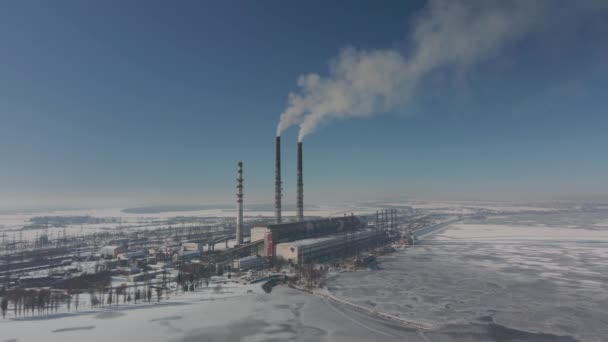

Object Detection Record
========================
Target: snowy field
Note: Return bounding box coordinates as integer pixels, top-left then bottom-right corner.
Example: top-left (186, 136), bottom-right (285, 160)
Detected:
top-left (328, 212), bottom-right (608, 342)
top-left (0, 284), bottom-right (433, 342)
top-left (0, 200), bottom-right (571, 243)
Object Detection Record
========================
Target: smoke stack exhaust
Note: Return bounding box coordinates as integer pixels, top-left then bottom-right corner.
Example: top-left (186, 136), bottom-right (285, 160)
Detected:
top-left (297, 141), bottom-right (304, 221)
top-left (236, 161), bottom-right (243, 245)
top-left (274, 136), bottom-right (282, 224)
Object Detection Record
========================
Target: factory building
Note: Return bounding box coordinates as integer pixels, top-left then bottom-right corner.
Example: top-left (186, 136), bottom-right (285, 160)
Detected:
top-left (100, 245), bottom-right (126, 259)
top-left (275, 229), bottom-right (381, 265)
top-left (250, 216), bottom-right (367, 258)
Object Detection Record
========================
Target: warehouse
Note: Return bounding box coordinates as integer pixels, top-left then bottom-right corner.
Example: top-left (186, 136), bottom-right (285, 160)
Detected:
top-left (275, 229), bottom-right (381, 265)
top-left (100, 245), bottom-right (126, 259)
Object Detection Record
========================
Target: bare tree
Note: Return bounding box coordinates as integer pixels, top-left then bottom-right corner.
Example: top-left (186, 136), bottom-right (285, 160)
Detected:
top-left (134, 288), bottom-right (141, 303)
top-left (107, 288), bottom-right (113, 306)
top-left (1, 297), bottom-right (7, 318)
top-left (74, 291), bottom-right (80, 311)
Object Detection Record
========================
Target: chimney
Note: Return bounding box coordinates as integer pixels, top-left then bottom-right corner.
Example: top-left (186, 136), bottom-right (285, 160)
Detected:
top-left (274, 136), bottom-right (282, 224)
top-left (236, 161), bottom-right (243, 245)
top-left (297, 141), bottom-right (304, 221)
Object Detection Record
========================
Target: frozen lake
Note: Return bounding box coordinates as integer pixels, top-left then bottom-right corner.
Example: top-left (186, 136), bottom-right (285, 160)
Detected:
top-left (329, 212), bottom-right (608, 342)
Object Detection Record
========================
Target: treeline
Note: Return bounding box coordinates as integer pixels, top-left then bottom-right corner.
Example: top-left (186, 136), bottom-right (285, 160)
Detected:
top-left (1, 286), bottom-right (71, 318)
top-left (26, 216), bottom-right (120, 229)
top-left (176, 263), bottom-right (213, 292)
top-left (1, 264), bottom-right (220, 319)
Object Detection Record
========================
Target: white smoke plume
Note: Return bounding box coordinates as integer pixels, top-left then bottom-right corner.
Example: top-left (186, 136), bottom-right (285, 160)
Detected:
top-left (276, 0), bottom-right (605, 141)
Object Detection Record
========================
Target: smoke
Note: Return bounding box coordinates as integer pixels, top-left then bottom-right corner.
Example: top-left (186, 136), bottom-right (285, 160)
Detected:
top-left (276, 0), bottom-right (605, 141)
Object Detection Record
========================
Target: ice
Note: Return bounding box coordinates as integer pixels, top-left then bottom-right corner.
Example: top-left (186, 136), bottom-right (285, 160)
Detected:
top-left (327, 212), bottom-right (608, 342)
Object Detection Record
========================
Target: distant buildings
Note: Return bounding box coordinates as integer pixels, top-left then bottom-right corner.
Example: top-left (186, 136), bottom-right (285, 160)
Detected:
top-left (173, 250), bottom-right (201, 262)
top-left (100, 245), bottom-right (126, 258)
top-left (181, 242), bottom-right (202, 252)
top-left (117, 251), bottom-right (146, 261)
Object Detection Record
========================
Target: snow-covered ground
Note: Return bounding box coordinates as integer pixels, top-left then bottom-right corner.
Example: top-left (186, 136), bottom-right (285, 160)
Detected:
top-left (0, 200), bottom-right (575, 243)
top-left (2, 209), bottom-right (607, 341)
top-left (0, 283), bottom-right (439, 342)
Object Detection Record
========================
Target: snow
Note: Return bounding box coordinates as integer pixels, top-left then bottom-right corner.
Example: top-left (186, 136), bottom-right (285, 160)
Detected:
top-left (2, 204), bottom-right (608, 341)
top-left (433, 223), bottom-right (608, 242)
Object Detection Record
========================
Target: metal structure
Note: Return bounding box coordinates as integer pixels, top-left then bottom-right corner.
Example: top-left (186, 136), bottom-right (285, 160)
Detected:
top-left (274, 136), bottom-right (282, 224)
top-left (236, 161), bottom-right (244, 245)
top-left (297, 141), bottom-right (304, 221)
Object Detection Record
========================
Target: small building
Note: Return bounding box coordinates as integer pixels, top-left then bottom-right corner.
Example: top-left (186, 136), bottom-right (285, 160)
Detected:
top-left (232, 256), bottom-right (264, 272)
top-left (100, 245), bottom-right (126, 259)
top-left (117, 251), bottom-right (146, 261)
top-left (181, 242), bottom-right (201, 252)
top-left (115, 266), bottom-right (141, 275)
top-left (128, 272), bottom-right (157, 283)
top-left (173, 250), bottom-right (201, 262)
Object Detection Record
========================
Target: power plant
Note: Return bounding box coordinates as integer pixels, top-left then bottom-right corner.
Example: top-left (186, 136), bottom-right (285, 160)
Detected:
top-left (223, 134), bottom-right (397, 266)
top-left (0, 131), bottom-right (414, 322)
top-left (223, 133), bottom-right (415, 269)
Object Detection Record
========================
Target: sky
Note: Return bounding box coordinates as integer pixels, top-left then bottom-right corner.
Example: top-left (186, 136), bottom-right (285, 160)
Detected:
top-left (0, 0), bottom-right (607, 210)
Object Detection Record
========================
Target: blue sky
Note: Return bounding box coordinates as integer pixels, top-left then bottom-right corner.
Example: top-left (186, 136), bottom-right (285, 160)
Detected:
top-left (1, 1), bottom-right (607, 209)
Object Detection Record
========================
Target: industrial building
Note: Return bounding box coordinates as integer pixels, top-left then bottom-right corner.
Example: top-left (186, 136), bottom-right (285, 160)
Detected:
top-left (100, 245), bottom-right (126, 258)
top-left (117, 251), bottom-right (146, 261)
top-left (181, 242), bottom-right (201, 252)
top-left (173, 250), bottom-right (201, 262)
top-left (250, 216), bottom-right (368, 259)
top-left (275, 229), bottom-right (381, 265)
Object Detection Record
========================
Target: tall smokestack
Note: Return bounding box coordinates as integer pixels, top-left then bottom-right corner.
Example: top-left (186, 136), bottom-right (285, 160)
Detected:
top-left (297, 141), bottom-right (304, 221)
top-left (274, 136), bottom-right (282, 224)
top-left (236, 161), bottom-right (243, 245)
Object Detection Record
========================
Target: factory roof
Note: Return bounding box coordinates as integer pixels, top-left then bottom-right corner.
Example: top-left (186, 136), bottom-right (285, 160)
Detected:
top-left (267, 216), bottom-right (361, 230)
top-left (280, 229), bottom-right (377, 248)
top-left (101, 245), bottom-right (121, 250)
